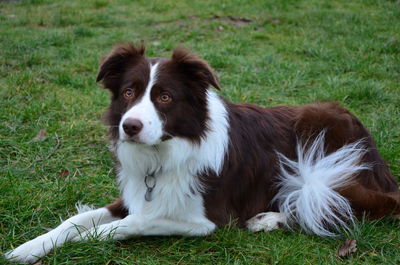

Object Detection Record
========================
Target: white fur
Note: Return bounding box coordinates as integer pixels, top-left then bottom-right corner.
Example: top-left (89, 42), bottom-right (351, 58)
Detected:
top-left (75, 201), bottom-right (95, 214)
top-left (73, 214), bottom-right (216, 241)
top-left (246, 212), bottom-right (286, 232)
top-left (273, 131), bottom-right (369, 236)
top-left (119, 63), bottom-right (163, 145)
top-left (5, 208), bottom-right (117, 263)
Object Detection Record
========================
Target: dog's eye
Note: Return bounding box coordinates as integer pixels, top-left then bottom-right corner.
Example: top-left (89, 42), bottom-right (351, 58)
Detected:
top-left (159, 93), bottom-right (172, 103)
top-left (123, 88), bottom-right (135, 99)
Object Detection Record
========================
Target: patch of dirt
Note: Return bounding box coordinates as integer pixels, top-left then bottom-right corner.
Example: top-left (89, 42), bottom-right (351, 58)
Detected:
top-left (212, 15), bottom-right (254, 27)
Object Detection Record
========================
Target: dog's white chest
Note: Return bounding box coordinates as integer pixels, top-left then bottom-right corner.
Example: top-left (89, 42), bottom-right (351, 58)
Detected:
top-left (120, 170), bottom-right (206, 221)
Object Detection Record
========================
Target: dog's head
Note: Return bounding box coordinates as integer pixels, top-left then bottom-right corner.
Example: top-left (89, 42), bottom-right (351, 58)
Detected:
top-left (97, 43), bottom-right (220, 146)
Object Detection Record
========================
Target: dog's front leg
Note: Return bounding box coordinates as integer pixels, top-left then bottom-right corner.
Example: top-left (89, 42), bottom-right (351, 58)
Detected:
top-left (75, 214), bottom-right (217, 240)
top-left (5, 207), bottom-right (119, 264)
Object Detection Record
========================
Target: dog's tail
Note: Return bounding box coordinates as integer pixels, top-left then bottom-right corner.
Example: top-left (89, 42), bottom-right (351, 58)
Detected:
top-left (273, 131), bottom-right (369, 236)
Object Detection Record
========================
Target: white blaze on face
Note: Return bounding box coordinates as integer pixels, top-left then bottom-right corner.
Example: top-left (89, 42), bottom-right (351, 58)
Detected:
top-left (119, 63), bottom-right (164, 145)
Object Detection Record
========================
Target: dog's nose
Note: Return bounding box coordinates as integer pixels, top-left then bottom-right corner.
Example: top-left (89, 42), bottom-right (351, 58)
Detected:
top-left (122, 118), bottom-right (143, 136)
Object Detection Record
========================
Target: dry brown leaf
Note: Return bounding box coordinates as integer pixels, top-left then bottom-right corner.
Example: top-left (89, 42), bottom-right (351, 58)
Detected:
top-left (32, 128), bottom-right (47, 142)
top-left (59, 170), bottom-right (70, 178)
top-left (337, 239), bottom-right (357, 258)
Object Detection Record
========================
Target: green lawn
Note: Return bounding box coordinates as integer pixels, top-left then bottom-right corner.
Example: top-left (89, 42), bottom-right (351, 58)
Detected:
top-left (1, 0), bottom-right (399, 264)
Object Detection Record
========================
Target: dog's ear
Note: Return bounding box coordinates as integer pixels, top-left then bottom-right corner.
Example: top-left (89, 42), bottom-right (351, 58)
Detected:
top-left (96, 43), bottom-right (145, 90)
top-left (171, 48), bottom-right (220, 90)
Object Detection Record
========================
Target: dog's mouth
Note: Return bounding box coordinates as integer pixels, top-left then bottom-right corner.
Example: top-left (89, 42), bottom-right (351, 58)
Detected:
top-left (121, 136), bottom-right (144, 145)
top-left (120, 134), bottom-right (173, 146)
top-left (120, 133), bottom-right (172, 145)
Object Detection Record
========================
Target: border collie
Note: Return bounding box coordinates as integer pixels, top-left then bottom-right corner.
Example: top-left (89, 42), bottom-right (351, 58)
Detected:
top-left (6, 44), bottom-right (400, 263)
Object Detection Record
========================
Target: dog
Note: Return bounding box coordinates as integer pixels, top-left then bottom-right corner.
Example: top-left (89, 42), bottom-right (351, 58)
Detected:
top-left (6, 43), bottom-right (400, 263)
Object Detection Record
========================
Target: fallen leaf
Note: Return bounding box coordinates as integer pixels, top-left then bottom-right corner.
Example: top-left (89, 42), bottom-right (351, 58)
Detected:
top-left (337, 239), bottom-right (357, 258)
top-left (32, 128), bottom-right (47, 142)
top-left (59, 170), bottom-right (70, 178)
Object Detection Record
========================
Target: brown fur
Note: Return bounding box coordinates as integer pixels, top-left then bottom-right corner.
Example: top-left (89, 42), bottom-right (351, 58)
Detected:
top-left (106, 198), bottom-right (128, 219)
top-left (203, 101), bottom-right (400, 226)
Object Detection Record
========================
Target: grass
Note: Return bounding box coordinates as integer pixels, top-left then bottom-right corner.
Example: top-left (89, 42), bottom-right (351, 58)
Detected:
top-left (0, 0), bottom-right (399, 264)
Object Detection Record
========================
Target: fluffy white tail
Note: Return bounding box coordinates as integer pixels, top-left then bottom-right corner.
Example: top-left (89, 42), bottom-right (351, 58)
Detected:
top-left (274, 131), bottom-right (369, 236)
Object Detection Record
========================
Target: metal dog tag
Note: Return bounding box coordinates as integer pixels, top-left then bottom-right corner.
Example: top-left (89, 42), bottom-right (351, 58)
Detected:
top-left (145, 186), bottom-right (153, 201)
top-left (144, 173), bottom-right (156, 202)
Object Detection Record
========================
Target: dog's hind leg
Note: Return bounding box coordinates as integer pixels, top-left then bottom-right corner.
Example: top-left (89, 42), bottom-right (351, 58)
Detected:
top-left (5, 205), bottom-right (120, 264)
top-left (339, 183), bottom-right (400, 220)
top-left (246, 212), bottom-right (286, 232)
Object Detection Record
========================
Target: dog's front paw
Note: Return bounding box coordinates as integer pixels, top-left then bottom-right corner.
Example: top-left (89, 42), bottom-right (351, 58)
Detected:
top-left (5, 235), bottom-right (54, 264)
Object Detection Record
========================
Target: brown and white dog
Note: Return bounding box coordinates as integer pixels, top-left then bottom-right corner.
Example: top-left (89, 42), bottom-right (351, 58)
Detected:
top-left (6, 44), bottom-right (400, 263)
